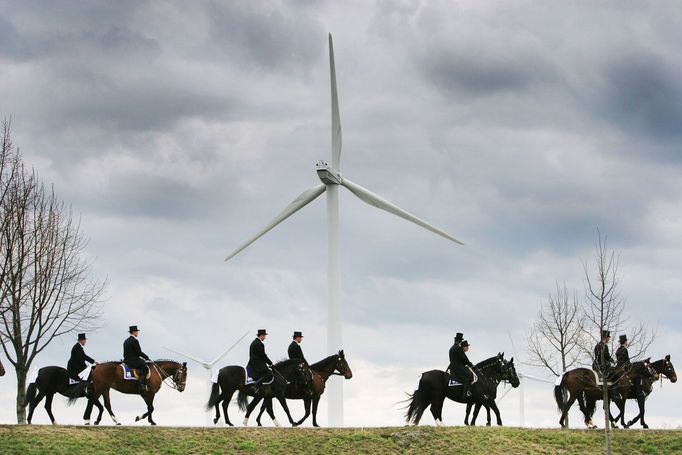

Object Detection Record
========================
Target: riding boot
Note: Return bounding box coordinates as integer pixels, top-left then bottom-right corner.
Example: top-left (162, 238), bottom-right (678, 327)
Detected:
top-left (463, 381), bottom-right (472, 398)
top-left (138, 378), bottom-right (148, 394)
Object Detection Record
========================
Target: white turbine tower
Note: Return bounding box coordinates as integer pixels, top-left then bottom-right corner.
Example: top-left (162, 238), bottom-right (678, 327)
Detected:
top-left (164, 331), bottom-right (249, 426)
top-left (498, 333), bottom-right (554, 427)
top-left (224, 34), bottom-right (462, 426)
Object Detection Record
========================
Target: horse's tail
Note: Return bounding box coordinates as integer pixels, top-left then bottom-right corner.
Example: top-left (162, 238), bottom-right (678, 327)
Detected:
top-left (403, 374), bottom-right (429, 425)
top-left (237, 390), bottom-right (250, 412)
top-left (206, 382), bottom-right (221, 410)
top-left (554, 373), bottom-right (567, 412)
top-left (65, 382), bottom-right (89, 405)
top-left (24, 382), bottom-right (38, 407)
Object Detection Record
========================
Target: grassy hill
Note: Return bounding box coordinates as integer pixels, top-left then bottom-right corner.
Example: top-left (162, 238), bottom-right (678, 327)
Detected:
top-left (1, 425), bottom-right (680, 454)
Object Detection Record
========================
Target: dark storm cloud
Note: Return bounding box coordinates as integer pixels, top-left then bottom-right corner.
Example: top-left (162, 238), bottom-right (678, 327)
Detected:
top-left (204, 2), bottom-right (325, 74)
top-left (599, 52), bottom-right (682, 144)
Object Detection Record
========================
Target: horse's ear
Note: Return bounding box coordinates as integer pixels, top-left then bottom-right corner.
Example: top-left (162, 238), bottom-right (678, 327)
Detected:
top-left (183, 362), bottom-right (187, 368)
top-left (666, 354), bottom-right (671, 361)
top-left (644, 357), bottom-right (651, 363)
top-left (501, 352), bottom-right (504, 357)
top-left (339, 349), bottom-right (344, 357)
top-left (509, 357), bottom-right (514, 364)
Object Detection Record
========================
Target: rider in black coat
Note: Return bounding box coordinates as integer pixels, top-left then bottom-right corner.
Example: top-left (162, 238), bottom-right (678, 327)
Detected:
top-left (449, 339), bottom-right (474, 398)
top-left (287, 331), bottom-right (307, 365)
top-left (67, 333), bottom-right (95, 382)
top-left (448, 332), bottom-right (464, 369)
top-left (123, 325), bottom-right (150, 393)
top-left (247, 329), bottom-right (273, 389)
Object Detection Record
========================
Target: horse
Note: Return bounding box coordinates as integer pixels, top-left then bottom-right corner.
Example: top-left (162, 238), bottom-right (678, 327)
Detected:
top-left (405, 353), bottom-right (519, 426)
top-left (84, 359), bottom-right (187, 425)
top-left (464, 357), bottom-right (520, 426)
top-left (611, 355), bottom-right (677, 429)
top-left (553, 359), bottom-right (656, 429)
top-left (24, 366), bottom-right (102, 424)
top-left (207, 358), bottom-right (309, 427)
top-left (253, 350), bottom-right (353, 427)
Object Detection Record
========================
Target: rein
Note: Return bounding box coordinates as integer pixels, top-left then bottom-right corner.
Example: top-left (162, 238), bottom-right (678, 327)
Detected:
top-left (150, 362), bottom-right (183, 391)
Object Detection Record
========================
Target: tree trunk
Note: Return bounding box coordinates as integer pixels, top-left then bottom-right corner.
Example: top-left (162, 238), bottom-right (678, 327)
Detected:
top-left (16, 366), bottom-right (27, 424)
top-left (603, 383), bottom-right (612, 455)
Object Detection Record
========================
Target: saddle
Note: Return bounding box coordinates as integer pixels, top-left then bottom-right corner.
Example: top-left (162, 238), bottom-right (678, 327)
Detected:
top-left (244, 366), bottom-right (273, 386)
top-left (448, 370), bottom-right (478, 387)
top-left (592, 369), bottom-right (616, 387)
top-left (121, 364), bottom-right (151, 381)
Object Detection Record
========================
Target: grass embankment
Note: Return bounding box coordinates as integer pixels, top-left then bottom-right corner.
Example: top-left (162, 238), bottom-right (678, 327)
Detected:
top-left (0, 425), bottom-right (680, 454)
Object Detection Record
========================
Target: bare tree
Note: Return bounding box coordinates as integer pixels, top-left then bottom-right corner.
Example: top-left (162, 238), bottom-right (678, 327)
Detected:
top-left (582, 230), bottom-right (655, 454)
top-left (527, 281), bottom-right (585, 377)
top-left (0, 122), bottom-right (105, 423)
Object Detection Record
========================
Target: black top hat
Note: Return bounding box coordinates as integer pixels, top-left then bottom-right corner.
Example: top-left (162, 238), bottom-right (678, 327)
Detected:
top-left (293, 331), bottom-right (303, 338)
top-left (460, 340), bottom-right (470, 348)
top-left (129, 325), bottom-right (140, 333)
top-left (601, 330), bottom-right (611, 339)
top-left (257, 329), bottom-right (268, 336)
top-left (454, 332), bottom-right (464, 342)
top-left (619, 334), bottom-right (628, 344)
top-left (78, 333), bottom-right (87, 341)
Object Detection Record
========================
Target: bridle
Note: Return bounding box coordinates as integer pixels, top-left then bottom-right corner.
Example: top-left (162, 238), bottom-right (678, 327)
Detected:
top-left (151, 362), bottom-right (186, 391)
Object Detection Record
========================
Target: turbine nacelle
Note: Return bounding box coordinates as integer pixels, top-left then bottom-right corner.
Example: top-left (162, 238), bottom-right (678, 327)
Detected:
top-left (316, 161), bottom-right (343, 185)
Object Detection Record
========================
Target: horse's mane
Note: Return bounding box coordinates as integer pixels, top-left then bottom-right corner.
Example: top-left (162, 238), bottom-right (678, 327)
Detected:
top-left (273, 358), bottom-right (301, 370)
top-left (310, 354), bottom-right (336, 371)
top-left (475, 355), bottom-right (502, 369)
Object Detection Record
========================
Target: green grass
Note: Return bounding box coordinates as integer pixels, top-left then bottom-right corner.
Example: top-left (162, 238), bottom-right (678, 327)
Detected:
top-left (0, 425), bottom-right (681, 454)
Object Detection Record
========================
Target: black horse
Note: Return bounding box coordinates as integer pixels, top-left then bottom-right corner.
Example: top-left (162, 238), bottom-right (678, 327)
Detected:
top-left (25, 366), bottom-right (102, 425)
top-left (464, 357), bottom-right (520, 426)
top-left (405, 353), bottom-right (519, 426)
top-left (611, 355), bottom-right (677, 429)
top-left (253, 350), bottom-right (353, 427)
top-left (207, 358), bottom-right (309, 427)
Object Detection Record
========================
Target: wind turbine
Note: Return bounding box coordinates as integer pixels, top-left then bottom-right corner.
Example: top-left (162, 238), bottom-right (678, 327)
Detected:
top-left (224, 34), bottom-right (462, 426)
top-left (498, 332), bottom-right (554, 427)
top-left (164, 331), bottom-right (249, 426)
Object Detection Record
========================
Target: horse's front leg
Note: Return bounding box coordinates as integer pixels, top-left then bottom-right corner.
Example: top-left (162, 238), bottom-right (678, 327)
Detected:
top-left (464, 402), bottom-right (472, 425)
top-left (312, 395), bottom-right (321, 427)
top-left (135, 393), bottom-right (156, 425)
top-left (490, 401), bottom-right (502, 426)
top-left (256, 398), bottom-right (267, 426)
top-left (471, 402), bottom-right (481, 426)
top-left (297, 396), bottom-right (312, 426)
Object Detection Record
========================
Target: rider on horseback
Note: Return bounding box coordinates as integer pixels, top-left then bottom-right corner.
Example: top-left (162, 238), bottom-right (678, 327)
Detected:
top-left (67, 333), bottom-right (95, 394)
top-left (288, 331), bottom-right (307, 365)
top-left (449, 338), bottom-right (474, 398)
top-left (123, 325), bottom-right (151, 394)
top-left (616, 334), bottom-right (645, 399)
top-left (593, 329), bottom-right (621, 400)
top-left (248, 329), bottom-right (273, 393)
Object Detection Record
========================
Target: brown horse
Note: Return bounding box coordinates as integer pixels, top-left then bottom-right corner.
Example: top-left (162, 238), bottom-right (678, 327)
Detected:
top-left (611, 356), bottom-right (676, 428)
top-left (553, 362), bottom-right (655, 429)
top-left (84, 359), bottom-right (187, 425)
top-left (253, 351), bottom-right (353, 427)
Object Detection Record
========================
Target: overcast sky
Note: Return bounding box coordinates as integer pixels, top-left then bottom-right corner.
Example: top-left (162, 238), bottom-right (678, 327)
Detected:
top-left (1, 0), bottom-right (681, 428)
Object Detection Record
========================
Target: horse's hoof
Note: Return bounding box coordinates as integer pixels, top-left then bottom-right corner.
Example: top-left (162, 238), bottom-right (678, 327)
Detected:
top-left (151, 422), bottom-right (157, 426)
top-left (643, 424), bottom-right (649, 429)
top-left (213, 418), bottom-right (219, 425)
top-left (52, 421), bottom-right (58, 426)
top-left (135, 416), bottom-right (141, 422)
top-left (486, 423), bottom-right (491, 427)
top-left (116, 422), bottom-right (121, 426)
top-left (313, 423), bottom-right (320, 428)
top-left (257, 422), bottom-right (262, 427)
top-left (95, 422), bottom-right (100, 426)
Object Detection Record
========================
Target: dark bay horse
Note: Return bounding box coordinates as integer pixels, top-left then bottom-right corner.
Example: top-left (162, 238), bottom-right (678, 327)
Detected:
top-left (553, 359), bottom-right (657, 429)
top-left (612, 355), bottom-right (676, 429)
top-left (84, 360), bottom-right (187, 425)
top-left (405, 354), bottom-right (519, 426)
top-left (25, 366), bottom-right (102, 424)
top-left (464, 357), bottom-right (520, 426)
top-left (254, 350), bottom-right (353, 427)
top-left (207, 358), bottom-right (309, 427)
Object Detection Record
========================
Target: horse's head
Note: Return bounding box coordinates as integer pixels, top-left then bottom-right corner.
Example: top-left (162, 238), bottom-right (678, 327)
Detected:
top-left (661, 355), bottom-right (677, 383)
top-left (335, 350), bottom-right (353, 379)
top-left (172, 362), bottom-right (188, 392)
top-left (640, 358), bottom-right (659, 380)
top-left (503, 356), bottom-right (521, 388)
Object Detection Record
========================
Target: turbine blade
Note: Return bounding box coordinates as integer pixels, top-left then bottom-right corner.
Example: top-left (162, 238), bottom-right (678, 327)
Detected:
top-left (225, 184), bottom-right (327, 261)
top-left (329, 33), bottom-right (342, 169)
top-left (518, 372), bottom-right (555, 384)
top-left (209, 330), bottom-right (250, 366)
top-left (163, 347), bottom-right (207, 367)
top-left (341, 178), bottom-right (463, 245)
